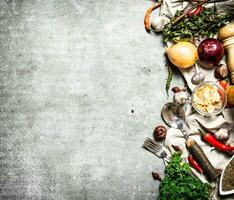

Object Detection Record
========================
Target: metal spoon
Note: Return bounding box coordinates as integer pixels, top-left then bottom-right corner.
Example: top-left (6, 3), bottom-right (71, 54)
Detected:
top-left (161, 102), bottom-right (220, 181)
top-left (161, 102), bottom-right (189, 139)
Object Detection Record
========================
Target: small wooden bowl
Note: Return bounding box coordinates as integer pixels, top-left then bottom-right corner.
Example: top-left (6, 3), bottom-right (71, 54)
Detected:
top-left (219, 155), bottom-right (234, 195)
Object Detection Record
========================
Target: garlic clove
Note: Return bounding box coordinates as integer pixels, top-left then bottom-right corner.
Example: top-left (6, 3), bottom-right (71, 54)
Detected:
top-left (214, 128), bottom-right (230, 142)
top-left (151, 16), bottom-right (170, 32)
top-left (173, 91), bottom-right (189, 105)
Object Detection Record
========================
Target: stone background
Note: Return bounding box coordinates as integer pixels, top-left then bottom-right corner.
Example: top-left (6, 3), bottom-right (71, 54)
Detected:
top-left (0, 0), bottom-right (182, 199)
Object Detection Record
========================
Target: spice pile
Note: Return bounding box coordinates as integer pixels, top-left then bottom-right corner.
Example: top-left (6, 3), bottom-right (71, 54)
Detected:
top-left (143, 0), bottom-right (234, 199)
top-left (222, 158), bottom-right (234, 192)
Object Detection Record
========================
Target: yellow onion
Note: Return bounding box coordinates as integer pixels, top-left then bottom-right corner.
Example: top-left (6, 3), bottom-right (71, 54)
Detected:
top-left (167, 42), bottom-right (198, 68)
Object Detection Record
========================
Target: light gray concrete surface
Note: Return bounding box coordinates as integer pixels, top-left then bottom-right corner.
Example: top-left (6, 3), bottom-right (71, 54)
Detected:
top-left (0, 0), bottom-right (183, 199)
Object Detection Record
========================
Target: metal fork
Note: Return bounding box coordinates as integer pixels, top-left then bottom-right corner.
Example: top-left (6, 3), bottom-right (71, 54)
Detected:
top-left (143, 138), bottom-right (169, 163)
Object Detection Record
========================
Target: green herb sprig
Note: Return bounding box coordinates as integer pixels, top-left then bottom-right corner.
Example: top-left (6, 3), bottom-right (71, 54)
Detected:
top-left (166, 64), bottom-right (173, 96)
top-left (163, 7), bottom-right (230, 43)
top-left (158, 152), bottom-right (209, 200)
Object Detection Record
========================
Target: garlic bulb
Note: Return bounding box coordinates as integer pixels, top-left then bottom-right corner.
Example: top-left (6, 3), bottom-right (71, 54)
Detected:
top-left (173, 91), bottom-right (189, 105)
top-left (151, 16), bottom-right (170, 32)
top-left (191, 72), bottom-right (205, 85)
top-left (191, 64), bottom-right (205, 85)
top-left (214, 128), bottom-right (230, 141)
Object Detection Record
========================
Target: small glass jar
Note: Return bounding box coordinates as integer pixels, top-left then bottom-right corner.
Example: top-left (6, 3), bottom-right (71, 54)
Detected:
top-left (191, 81), bottom-right (227, 116)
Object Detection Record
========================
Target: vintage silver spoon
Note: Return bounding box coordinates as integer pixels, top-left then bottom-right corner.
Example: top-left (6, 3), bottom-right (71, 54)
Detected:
top-left (161, 102), bottom-right (189, 139)
top-left (161, 102), bottom-right (220, 181)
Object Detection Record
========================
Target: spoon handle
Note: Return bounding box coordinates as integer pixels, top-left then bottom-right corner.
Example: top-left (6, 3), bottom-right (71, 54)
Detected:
top-left (185, 138), bottom-right (220, 181)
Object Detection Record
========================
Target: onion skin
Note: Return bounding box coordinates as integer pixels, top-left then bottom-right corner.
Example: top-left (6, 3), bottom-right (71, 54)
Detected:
top-left (198, 38), bottom-right (224, 66)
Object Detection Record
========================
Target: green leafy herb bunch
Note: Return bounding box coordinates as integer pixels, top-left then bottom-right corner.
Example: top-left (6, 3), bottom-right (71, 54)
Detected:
top-left (163, 7), bottom-right (230, 43)
top-left (158, 152), bottom-right (209, 200)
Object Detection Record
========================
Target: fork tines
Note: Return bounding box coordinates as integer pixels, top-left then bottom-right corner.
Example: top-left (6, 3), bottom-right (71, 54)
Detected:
top-left (143, 137), bottom-right (160, 154)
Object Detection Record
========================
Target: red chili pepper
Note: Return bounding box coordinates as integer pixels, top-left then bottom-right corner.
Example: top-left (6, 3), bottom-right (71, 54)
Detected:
top-left (188, 155), bottom-right (203, 173)
top-left (219, 79), bottom-right (229, 90)
top-left (187, 5), bottom-right (203, 16)
top-left (217, 79), bottom-right (230, 107)
top-left (199, 129), bottom-right (234, 151)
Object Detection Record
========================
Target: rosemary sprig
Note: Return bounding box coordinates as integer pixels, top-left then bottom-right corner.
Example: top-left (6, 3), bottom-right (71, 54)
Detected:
top-left (163, 7), bottom-right (230, 43)
top-left (166, 64), bottom-right (173, 96)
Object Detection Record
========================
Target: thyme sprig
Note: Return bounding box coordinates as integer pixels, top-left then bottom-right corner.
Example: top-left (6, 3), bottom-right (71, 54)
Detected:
top-left (163, 7), bottom-right (230, 43)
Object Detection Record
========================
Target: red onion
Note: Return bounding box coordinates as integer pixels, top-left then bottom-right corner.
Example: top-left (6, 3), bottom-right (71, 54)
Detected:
top-left (198, 38), bottom-right (224, 66)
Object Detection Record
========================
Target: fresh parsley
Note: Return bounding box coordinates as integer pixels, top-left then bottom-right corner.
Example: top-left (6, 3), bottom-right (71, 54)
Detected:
top-left (158, 152), bottom-right (209, 200)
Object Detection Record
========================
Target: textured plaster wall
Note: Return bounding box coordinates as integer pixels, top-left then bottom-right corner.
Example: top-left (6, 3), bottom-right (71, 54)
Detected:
top-left (0, 0), bottom-right (182, 199)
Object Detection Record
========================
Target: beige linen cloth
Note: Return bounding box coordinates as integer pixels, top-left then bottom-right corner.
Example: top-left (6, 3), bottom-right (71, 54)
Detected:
top-left (155, 0), bottom-right (234, 199)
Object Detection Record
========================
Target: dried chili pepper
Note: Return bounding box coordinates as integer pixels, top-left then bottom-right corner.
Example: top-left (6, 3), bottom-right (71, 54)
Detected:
top-left (188, 155), bottom-right (203, 173)
top-left (171, 0), bottom-right (208, 25)
top-left (187, 5), bottom-right (203, 17)
top-left (199, 129), bottom-right (234, 152)
top-left (144, 3), bottom-right (161, 32)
